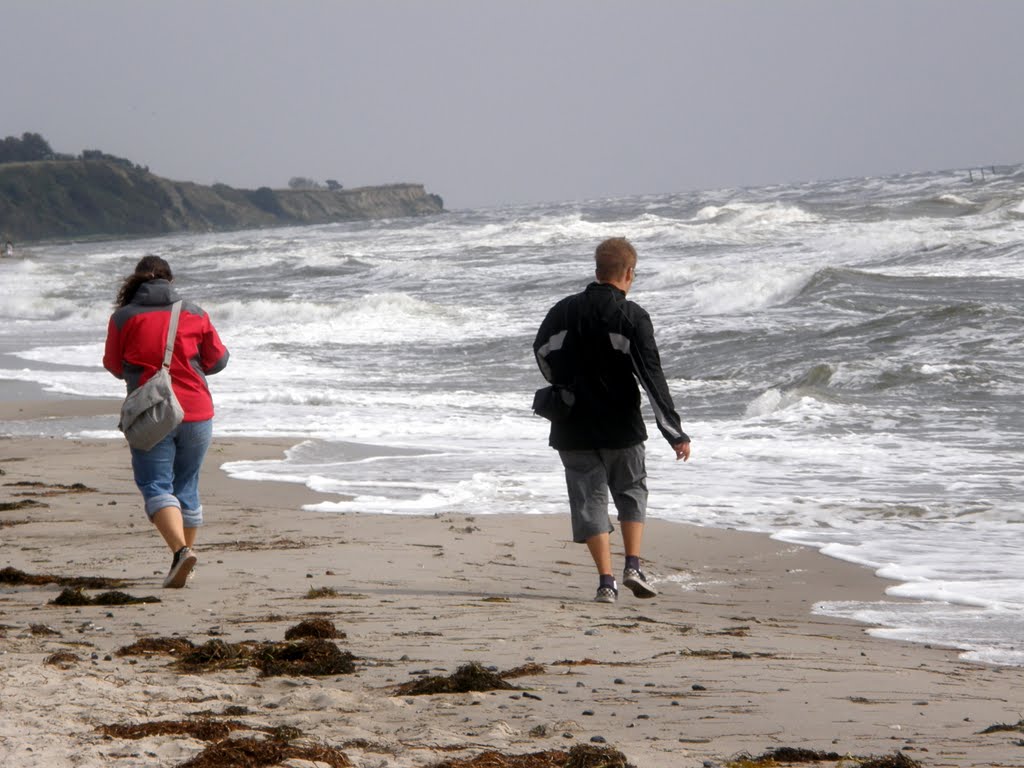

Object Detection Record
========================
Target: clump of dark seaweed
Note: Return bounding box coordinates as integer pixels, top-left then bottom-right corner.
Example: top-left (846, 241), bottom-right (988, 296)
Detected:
top-left (724, 749), bottom-right (921, 768)
top-left (256, 638), bottom-right (356, 677)
top-left (305, 586), bottom-right (339, 599)
top-left (979, 718), bottom-right (1024, 734)
top-left (116, 637), bottom-right (197, 657)
top-left (500, 662), bottom-right (546, 679)
top-left (30, 623), bottom-right (60, 636)
top-left (44, 651), bottom-right (80, 667)
top-left (100, 719), bottom-right (248, 742)
top-left (50, 587), bottom-right (159, 606)
top-left (429, 744), bottom-right (633, 768)
top-left (284, 618), bottom-right (345, 640)
top-left (0, 499), bottom-right (46, 511)
top-left (174, 638), bottom-right (356, 677)
top-left (0, 566), bottom-right (123, 589)
top-left (859, 754), bottom-right (923, 768)
top-left (176, 639), bottom-right (257, 672)
top-left (173, 734), bottom-right (351, 768)
top-left (394, 661), bottom-right (518, 696)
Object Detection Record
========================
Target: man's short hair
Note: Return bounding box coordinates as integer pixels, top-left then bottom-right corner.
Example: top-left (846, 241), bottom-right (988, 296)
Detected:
top-left (595, 237), bottom-right (637, 282)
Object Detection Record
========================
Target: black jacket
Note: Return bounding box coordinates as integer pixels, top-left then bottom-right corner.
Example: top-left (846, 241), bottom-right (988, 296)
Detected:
top-left (534, 282), bottom-right (689, 451)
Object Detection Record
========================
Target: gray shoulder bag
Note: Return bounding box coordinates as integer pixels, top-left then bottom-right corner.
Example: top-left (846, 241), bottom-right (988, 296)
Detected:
top-left (118, 301), bottom-right (185, 451)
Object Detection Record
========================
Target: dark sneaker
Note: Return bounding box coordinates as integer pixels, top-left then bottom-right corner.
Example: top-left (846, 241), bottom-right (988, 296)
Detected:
top-left (163, 546), bottom-right (197, 588)
top-left (622, 567), bottom-right (658, 598)
top-left (594, 585), bottom-right (618, 603)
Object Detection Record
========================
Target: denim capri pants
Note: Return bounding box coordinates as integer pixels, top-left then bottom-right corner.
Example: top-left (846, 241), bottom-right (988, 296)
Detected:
top-left (130, 419), bottom-right (213, 528)
top-left (558, 443), bottom-right (648, 543)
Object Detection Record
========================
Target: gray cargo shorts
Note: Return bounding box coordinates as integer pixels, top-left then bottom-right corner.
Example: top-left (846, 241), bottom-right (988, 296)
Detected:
top-left (558, 443), bottom-right (648, 543)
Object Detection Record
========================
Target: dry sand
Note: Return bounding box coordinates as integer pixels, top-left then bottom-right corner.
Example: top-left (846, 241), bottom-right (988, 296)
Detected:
top-left (2, 399), bottom-right (1023, 767)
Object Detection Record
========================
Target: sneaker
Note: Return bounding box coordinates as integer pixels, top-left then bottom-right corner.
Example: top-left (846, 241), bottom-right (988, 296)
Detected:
top-left (594, 585), bottom-right (618, 603)
top-left (163, 546), bottom-right (197, 588)
top-left (622, 567), bottom-right (658, 598)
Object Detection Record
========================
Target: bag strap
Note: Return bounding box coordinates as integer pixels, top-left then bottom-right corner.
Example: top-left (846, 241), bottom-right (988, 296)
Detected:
top-left (161, 301), bottom-right (183, 370)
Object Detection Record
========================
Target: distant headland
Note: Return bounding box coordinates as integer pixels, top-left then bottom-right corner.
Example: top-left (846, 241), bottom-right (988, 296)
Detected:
top-left (0, 132), bottom-right (444, 243)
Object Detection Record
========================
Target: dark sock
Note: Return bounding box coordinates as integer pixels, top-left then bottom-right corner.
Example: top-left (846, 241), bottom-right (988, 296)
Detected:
top-left (599, 574), bottom-right (616, 590)
top-left (625, 555), bottom-right (640, 572)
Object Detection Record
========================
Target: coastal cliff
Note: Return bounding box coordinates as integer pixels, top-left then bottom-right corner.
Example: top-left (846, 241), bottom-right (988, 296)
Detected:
top-left (0, 158), bottom-right (444, 242)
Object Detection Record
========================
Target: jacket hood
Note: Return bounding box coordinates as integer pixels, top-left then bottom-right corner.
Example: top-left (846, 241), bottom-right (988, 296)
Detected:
top-left (132, 279), bottom-right (181, 306)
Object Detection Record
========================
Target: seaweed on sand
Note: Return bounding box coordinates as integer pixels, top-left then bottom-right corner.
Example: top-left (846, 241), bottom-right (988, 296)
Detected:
top-left (116, 637), bottom-right (197, 657)
top-left (500, 662), bottom-right (546, 679)
top-left (173, 735), bottom-right (351, 768)
top-left (284, 618), bottom-right (345, 640)
top-left (255, 637), bottom-right (356, 677)
top-left (979, 718), bottom-right (1024, 734)
top-left (44, 651), bottom-right (80, 668)
top-left (724, 749), bottom-right (921, 767)
top-left (305, 586), bottom-right (339, 599)
top-left (429, 744), bottom-right (634, 768)
top-left (858, 755), bottom-right (923, 768)
top-left (50, 587), bottom-right (159, 606)
top-left (100, 719), bottom-right (249, 742)
top-left (174, 638), bottom-right (356, 677)
top-left (0, 500), bottom-right (44, 513)
top-left (4, 480), bottom-right (94, 495)
top-left (394, 662), bottom-right (519, 696)
top-left (0, 566), bottom-right (123, 589)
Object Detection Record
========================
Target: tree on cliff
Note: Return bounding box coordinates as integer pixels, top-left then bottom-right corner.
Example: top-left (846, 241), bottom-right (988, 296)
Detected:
top-left (288, 176), bottom-right (324, 190)
top-left (0, 132), bottom-right (56, 164)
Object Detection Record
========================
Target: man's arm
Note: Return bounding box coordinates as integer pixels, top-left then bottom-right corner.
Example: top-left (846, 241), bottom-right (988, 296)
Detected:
top-left (629, 310), bottom-right (690, 452)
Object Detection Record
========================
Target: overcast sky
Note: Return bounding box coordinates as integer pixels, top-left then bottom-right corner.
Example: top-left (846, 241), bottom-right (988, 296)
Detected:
top-left (4, 1), bottom-right (1021, 209)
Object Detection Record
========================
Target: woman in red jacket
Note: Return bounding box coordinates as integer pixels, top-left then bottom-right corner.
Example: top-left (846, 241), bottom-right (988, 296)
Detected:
top-left (104, 256), bottom-right (230, 588)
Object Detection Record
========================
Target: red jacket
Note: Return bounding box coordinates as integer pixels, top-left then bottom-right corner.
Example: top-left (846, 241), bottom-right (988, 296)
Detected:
top-left (104, 280), bottom-right (229, 422)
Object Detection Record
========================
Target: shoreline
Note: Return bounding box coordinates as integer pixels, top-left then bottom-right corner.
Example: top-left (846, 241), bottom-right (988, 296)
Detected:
top-left (3, 402), bottom-right (1024, 766)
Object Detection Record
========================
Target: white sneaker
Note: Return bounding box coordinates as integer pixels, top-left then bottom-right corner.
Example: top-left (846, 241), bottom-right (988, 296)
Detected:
top-left (163, 546), bottom-right (197, 588)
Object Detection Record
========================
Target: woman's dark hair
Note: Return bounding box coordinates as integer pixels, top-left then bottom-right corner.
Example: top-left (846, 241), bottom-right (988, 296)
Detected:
top-left (116, 255), bottom-right (173, 307)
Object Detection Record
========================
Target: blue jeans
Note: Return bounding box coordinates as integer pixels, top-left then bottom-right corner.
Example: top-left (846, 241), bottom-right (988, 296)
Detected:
top-left (130, 419), bottom-right (213, 528)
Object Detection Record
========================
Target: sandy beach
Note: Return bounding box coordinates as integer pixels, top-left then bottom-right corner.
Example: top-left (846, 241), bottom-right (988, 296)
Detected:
top-left (2, 398), bottom-right (1023, 767)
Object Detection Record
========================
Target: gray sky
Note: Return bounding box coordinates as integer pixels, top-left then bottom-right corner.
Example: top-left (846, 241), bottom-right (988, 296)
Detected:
top-left (4, 1), bottom-right (1022, 209)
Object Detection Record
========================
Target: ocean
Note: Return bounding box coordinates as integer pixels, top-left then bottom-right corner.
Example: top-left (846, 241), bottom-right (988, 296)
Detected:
top-left (2, 165), bottom-right (1022, 666)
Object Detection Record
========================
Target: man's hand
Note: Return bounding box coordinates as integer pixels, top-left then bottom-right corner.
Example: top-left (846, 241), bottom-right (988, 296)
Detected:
top-left (673, 440), bottom-right (690, 462)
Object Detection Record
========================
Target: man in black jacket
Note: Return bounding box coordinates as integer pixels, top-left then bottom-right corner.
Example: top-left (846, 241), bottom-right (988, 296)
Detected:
top-left (534, 237), bottom-right (690, 603)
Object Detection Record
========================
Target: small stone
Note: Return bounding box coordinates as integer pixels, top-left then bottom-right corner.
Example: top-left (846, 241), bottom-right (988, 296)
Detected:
top-left (637, 714), bottom-right (650, 719)
top-left (614, 678), bottom-right (625, 685)
top-left (590, 735), bottom-right (606, 743)
top-left (576, 681), bottom-right (586, 688)
top-left (582, 710), bottom-right (594, 716)
top-left (584, 629), bottom-right (598, 636)
top-left (671, 701), bottom-right (680, 706)
top-left (562, 732), bottom-right (574, 739)
top-left (692, 684), bottom-right (706, 691)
